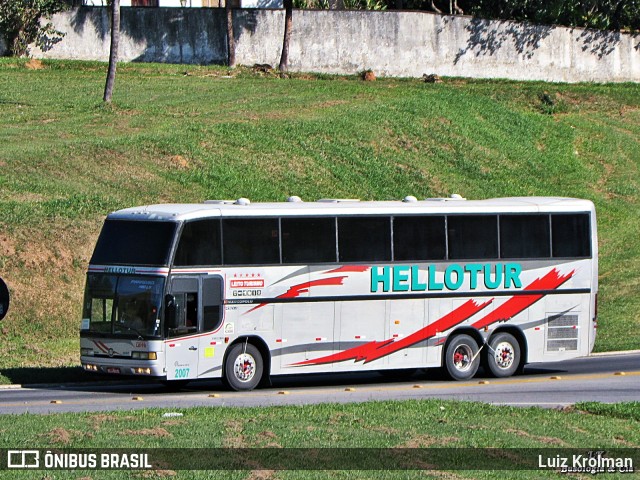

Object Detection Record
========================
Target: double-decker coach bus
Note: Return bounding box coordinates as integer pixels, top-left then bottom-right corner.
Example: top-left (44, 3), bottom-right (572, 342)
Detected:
top-left (80, 195), bottom-right (597, 390)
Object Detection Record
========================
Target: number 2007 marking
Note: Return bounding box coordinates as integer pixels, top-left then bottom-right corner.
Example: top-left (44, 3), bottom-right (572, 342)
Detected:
top-left (175, 368), bottom-right (190, 378)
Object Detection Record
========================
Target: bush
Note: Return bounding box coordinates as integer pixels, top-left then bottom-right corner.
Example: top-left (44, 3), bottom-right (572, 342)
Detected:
top-left (0, 0), bottom-right (67, 57)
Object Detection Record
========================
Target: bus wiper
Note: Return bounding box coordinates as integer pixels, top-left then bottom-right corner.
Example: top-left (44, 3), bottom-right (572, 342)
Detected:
top-left (117, 324), bottom-right (145, 339)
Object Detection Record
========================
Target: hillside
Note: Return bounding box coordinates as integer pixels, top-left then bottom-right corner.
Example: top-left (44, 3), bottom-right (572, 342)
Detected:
top-left (0, 59), bottom-right (639, 382)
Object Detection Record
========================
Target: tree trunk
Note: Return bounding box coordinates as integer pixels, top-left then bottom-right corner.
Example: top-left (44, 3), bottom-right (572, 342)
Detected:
top-left (103, 0), bottom-right (120, 103)
top-left (278, 0), bottom-right (293, 72)
top-left (226, 0), bottom-right (236, 67)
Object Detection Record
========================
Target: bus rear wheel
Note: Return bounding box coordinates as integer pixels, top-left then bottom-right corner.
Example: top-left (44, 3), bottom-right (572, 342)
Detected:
top-left (444, 334), bottom-right (480, 381)
top-left (484, 332), bottom-right (520, 378)
top-left (224, 343), bottom-right (263, 391)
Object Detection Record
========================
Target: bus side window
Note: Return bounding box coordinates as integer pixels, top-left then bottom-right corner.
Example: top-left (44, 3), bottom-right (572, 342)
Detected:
top-left (202, 277), bottom-right (223, 331)
top-left (448, 215), bottom-right (498, 260)
top-left (223, 218), bottom-right (280, 265)
top-left (551, 214), bottom-right (591, 258)
top-left (338, 216), bottom-right (391, 262)
top-left (186, 293), bottom-right (198, 329)
top-left (167, 292), bottom-right (198, 337)
top-left (174, 219), bottom-right (221, 266)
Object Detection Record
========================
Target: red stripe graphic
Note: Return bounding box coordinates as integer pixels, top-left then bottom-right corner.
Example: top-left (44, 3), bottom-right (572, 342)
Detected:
top-left (324, 266), bottom-right (371, 274)
top-left (290, 268), bottom-right (575, 367)
top-left (291, 298), bottom-right (491, 366)
top-left (471, 268), bottom-right (574, 330)
top-left (246, 276), bottom-right (348, 314)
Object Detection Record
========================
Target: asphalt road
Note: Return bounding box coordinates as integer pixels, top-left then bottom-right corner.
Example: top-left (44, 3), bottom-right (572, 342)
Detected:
top-left (1, 352), bottom-right (639, 414)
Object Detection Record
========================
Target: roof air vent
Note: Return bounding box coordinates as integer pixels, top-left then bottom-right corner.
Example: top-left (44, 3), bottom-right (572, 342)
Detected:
top-left (234, 198), bottom-right (251, 206)
top-left (287, 196), bottom-right (303, 203)
top-left (402, 196), bottom-right (418, 203)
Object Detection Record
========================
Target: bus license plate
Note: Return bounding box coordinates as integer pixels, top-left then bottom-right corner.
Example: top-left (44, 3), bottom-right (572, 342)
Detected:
top-left (107, 367), bottom-right (120, 374)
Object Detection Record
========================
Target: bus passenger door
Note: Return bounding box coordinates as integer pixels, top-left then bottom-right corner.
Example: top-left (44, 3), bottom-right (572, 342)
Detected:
top-left (165, 277), bottom-right (200, 381)
top-left (197, 276), bottom-right (224, 378)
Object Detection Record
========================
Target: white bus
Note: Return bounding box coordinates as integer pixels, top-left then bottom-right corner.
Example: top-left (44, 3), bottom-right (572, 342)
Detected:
top-left (80, 195), bottom-right (598, 390)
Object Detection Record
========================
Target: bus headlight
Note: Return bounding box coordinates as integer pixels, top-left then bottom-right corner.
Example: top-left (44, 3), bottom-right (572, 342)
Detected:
top-left (133, 367), bottom-right (152, 375)
top-left (131, 351), bottom-right (157, 360)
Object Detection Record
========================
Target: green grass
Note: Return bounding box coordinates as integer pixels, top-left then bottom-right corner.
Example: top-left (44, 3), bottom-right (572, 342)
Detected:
top-left (0, 59), bottom-right (640, 382)
top-left (0, 400), bottom-right (638, 478)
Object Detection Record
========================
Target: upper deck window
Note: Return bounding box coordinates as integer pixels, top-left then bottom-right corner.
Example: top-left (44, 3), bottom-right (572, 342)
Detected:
top-left (393, 216), bottom-right (446, 261)
top-left (174, 219), bottom-right (222, 266)
top-left (448, 215), bottom-right (498, 260)
top-left (338, 217), bottom-right (391, 262)
top-left (282, 217), bottom-right (337, 264)
top-left (552, 214), bottom-right (591, 258)
top-left (500, 215), bottom-right (551, 259)
top-left (223, 218), bottom-right (280, 265)
top-left (90, 220), bottom-right (177, 266)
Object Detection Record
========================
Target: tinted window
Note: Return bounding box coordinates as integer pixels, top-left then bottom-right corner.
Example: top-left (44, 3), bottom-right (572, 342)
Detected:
top-left (202, 276), bottom-right (224, 331)
top-left (90, 220), bottom-right (177, 266)
top-left (500, 215), bottom-right (550, 259)
top-left (338, 217), bottom-right (391, 262)
top-left (282, 217), bottom-right (337, 264)
top-left (448, 215), bottom-right (498, 260)
top-left (223, 218), bottom-right (280, 265)
top-left (393, 216), bottom-right (446, 261)
top-left (174, 219), bottom-right (222, 266)
top-left (552, 214), bottom-right (591, 258)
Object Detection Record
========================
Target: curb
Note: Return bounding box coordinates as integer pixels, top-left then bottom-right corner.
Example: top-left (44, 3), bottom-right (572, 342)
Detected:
top-left (589, 349), bottom-right (640, 357)
top-left (0, 379), bottom-right (151, 389)
top-left (0, 384), bottom-right (22, 390)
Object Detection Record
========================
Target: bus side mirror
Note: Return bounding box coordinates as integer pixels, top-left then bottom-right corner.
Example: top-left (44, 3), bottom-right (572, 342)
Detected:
top-left (165, 294), bottom-right (177, 329)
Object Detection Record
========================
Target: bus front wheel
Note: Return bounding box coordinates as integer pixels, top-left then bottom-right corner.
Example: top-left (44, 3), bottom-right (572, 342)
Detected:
top-left (484, 332), bottom-right (520, 378)
top-left (224, 343), bottom-right (263, 391)
top-left (444, 334), bottom-right (480, 381)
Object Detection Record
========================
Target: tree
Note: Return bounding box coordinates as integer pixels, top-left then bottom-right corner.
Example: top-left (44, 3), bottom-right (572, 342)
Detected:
top-left (103, 0), bottom-right (120, 102)
top-left (459, 0), bottom-right (639, 31)
top-left (278, 0), bottom-right (293, 72)
top-left (226, 0), bottom-right (236, 67)
top-left (0, 0), bottom-right (66, 57)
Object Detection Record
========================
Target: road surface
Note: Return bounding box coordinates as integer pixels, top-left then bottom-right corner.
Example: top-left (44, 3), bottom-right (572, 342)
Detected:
top-left (1, 352), bottom-right (638, 414)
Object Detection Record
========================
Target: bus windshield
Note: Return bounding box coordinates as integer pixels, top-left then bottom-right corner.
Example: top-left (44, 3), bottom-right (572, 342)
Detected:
top-left (90, 219), bottom-right (177, 266)
top-left (81, 274), bottom-right (165, 338)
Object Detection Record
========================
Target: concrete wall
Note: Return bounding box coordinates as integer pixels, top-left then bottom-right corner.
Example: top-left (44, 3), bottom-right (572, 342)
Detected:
top-left (30, 7), bottom-right (640, 83)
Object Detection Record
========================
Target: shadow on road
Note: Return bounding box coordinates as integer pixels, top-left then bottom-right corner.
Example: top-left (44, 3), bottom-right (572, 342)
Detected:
top-left (11, 364), bottom-right (568, 397)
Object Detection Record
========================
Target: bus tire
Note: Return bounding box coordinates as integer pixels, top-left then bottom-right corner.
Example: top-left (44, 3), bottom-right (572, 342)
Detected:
top-left (224, 342), bottom-right (263, 391)
top-left (485, 332), bottom-right (520, 378)
top-left (444, 334), bottom-right (480, 381)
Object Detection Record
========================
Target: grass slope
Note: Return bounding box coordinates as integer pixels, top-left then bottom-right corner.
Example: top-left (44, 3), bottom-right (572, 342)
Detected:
top-left (0, 59), bottom-right (639, 383)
